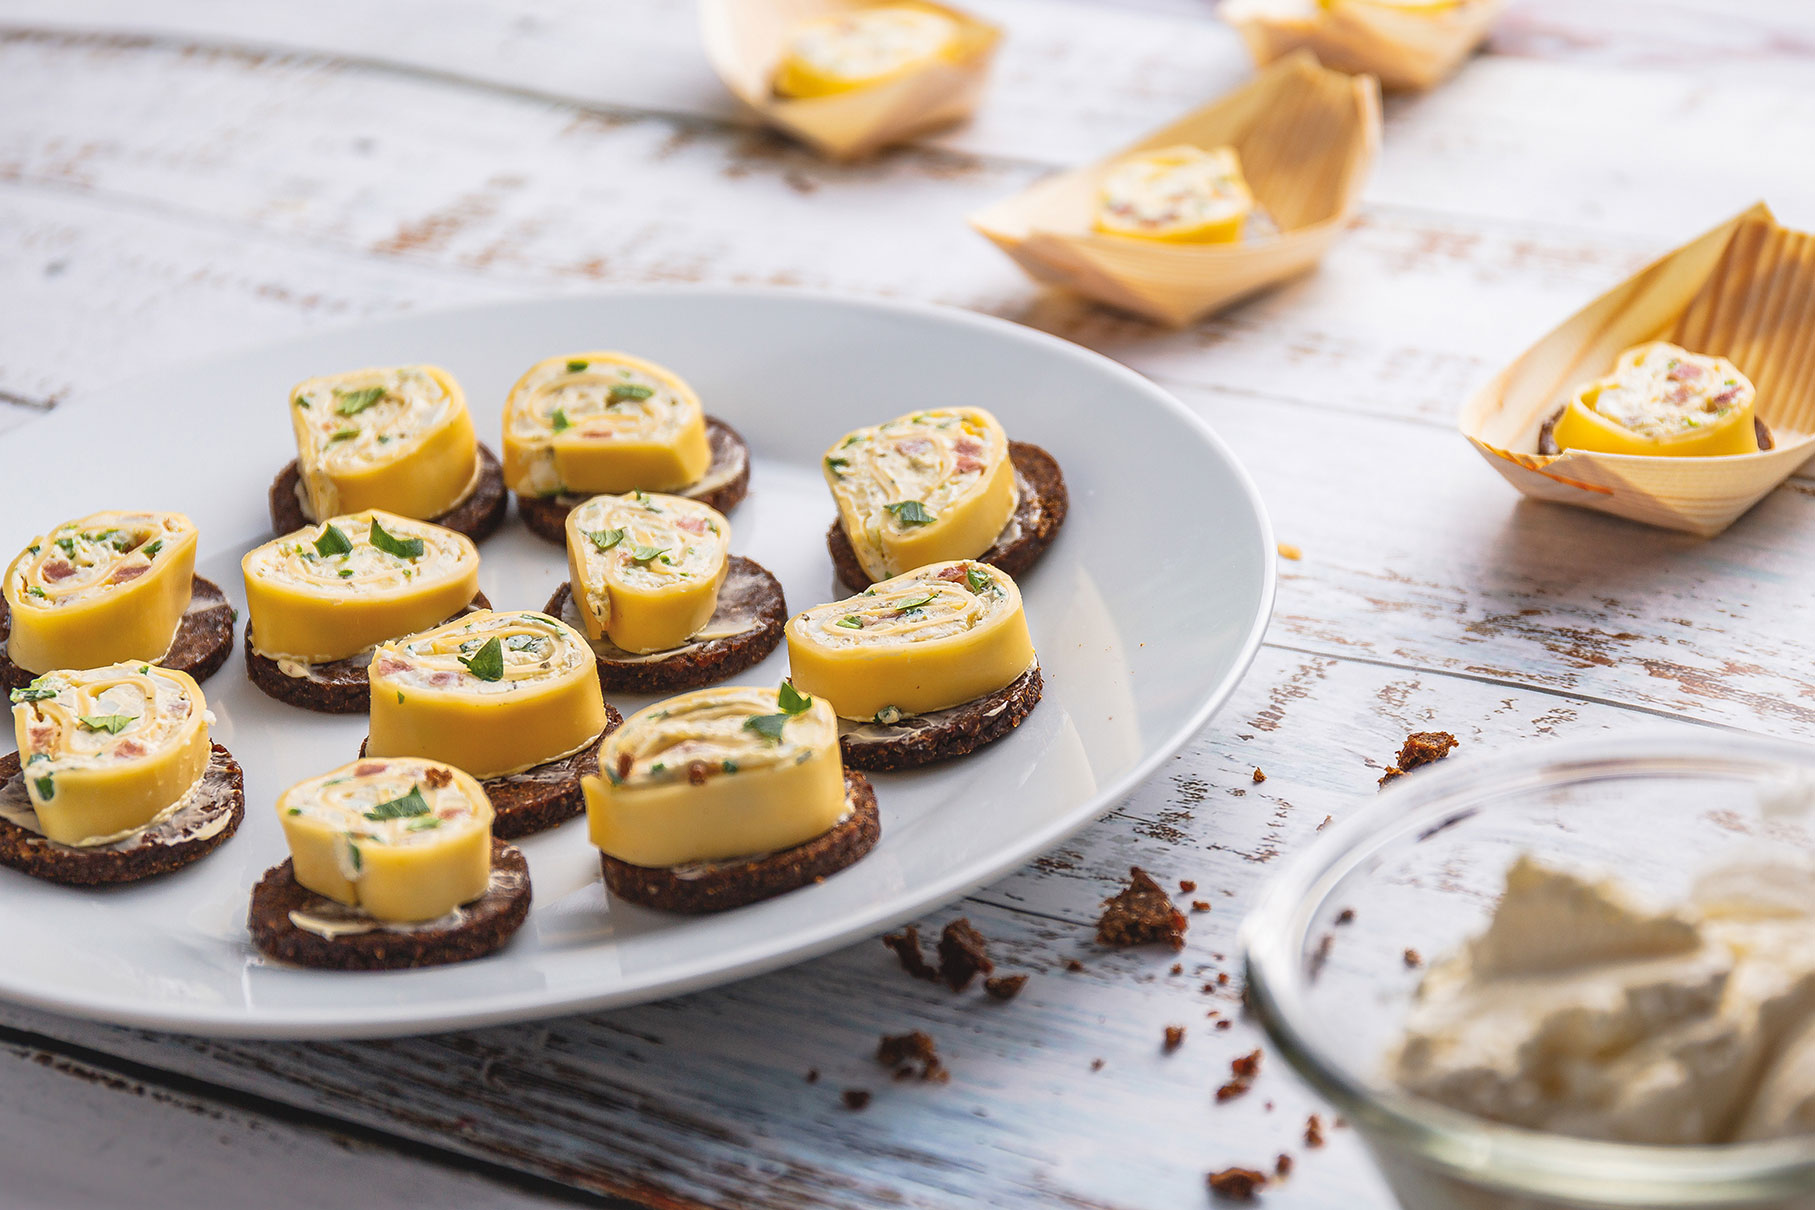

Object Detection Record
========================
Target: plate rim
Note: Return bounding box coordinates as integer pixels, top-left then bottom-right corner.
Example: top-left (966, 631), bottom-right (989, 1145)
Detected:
top-left (0, 286), bottom-right (1276, 1037)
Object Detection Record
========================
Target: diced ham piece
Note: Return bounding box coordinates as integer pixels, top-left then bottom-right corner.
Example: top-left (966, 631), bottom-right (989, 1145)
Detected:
top-left (896, 438), bottom-right (933, 456)
top-left (954, 438), bottom-right (981, 455)
top-left (374, 655), bottom-right (409, 676)
top-left (108, 563), bottom-right (148, 585)
top-left (40, 560), bottom-right (74, 581)
top-left (675, 516), bottom-right (708, 534)
top-left (1712, 387), bottom-right (1743, 406)
top-left (431, 671), bottom-right (458, 686)
top-left (355, 762), bottom-right (387, 776)
top-left (936, 565), bottom-right (968, 582)
top-left (955, 456), bottom-right (984, 474)
top-left (1668, 361), bottom-right (1706, 382)
top-left (115, 740), bottom-right (145, 759)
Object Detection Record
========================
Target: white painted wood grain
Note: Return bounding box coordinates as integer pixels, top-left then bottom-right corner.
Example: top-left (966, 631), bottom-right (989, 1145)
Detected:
top-left (0, 2), bottom-right (1813, 1208)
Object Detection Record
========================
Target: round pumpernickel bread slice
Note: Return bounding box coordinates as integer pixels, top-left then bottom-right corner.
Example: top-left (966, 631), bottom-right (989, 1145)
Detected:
top-left (600, 768), bottom-right (879, 914)
top-left (247, 838), bottom-right (530, 971)
top-left (0, 575), bottom-right (235, 693)
top-left (359, 705), bottom-right (623, 839)
top-left (244, 592), bottom-right (491, 714)
top-left (0, 743), bottom-right (244, 886)
top-left (839, 664), bottom-right (1043, 772)
top-left (267, 443), bottom-right (509, 542)
top-left (826, 442), bottom-right (1068, 591)
top-left (544, 555), bottom-right (786, 695)
top-left (517, 417), bottom-right (751, 545)
top-left (1536, 406), bottom-right (1775, 456)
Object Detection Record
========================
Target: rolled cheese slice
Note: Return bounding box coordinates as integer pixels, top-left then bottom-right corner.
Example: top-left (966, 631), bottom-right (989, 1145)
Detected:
top-left (4, 511), bottom-right (198, 674)
top-left (824, 406), bottom-right (1016, 583)
top-left (11, 662), bottom-right (210, 846)
top-left (1553, 342), bottom-right (1760, 458)
top-left (366, 610), bottom-right (608, 780)
top-left (564, 492), bottom-right (730, 654)
top-left (502, 353), bottom-right (711, 498)
top-left (289, 365), bottom-right (478, 522)
top-left (243, 510), bottom-right (481, 663)
top-left (1094, 145), bottom-right (1254, 244)
top-left (787, 560), bottom-right (1034, 721)
top-left (772, 4), bottom-right (963, 98)
top-left (277, 757), bottom-right (493, 923)
top-left (585, 683), bottom-right (847, 867)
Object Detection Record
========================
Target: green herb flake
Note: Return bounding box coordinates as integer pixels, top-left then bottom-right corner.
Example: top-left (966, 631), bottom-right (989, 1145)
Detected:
top-left (407, 818), bottom-right (442, 832)
top-left (141, 539), bottom-right (164, 561)
top-left (587, 528), bottom-right (625, 552)
top-left (551, 407), bottom-right (572, 433)
top-left (287, 807), bottom-right (302, 816)
top-left (608, 384), bottom-right (654, 403)
top-left (369, 516), bottom-right (425, 560)
top-left (825, 455), bottom-right (849, 475)
top-left (777, 680), bottom-right (812, 715)
top-left (566, 359), bottom-right (589, 373)
top-left (32, 775), bottom-right (53, 802)
top-left (874, 705), bottom-right (903, 726)
top-left (338, 568), bottom-right (355, 578)
top-left (721, 760), bottom-right (738, 774)
top-left (78, 713), bottom-right (135, 734)
top-left (743, 713), bottom-right (789, 744)
top-left (25, 586), bottom-right (46, 599)
top-left (965, 566), bottom-right (991, 594)
top-left (628, 544), bottom-right (667, 564)
top-left (10, 679), bottom-right (57, 704)
top-left (328, 428), bottom-right (359, 443)
top-left (397, 690), bottom-right (405, 704)
top-left (313, 523), bottom-right (353, 557)
top-left (893, 591), bottom-right (936, 612)
top-left (458, 636), bottom-right (505, 681)
top-left (335, 385), bottom-right (386, 416)
top-left (364, 785), bottom-right (430, 821)
top-left (346, 840), bottom-right (363, 872)
top-left (835, 615), bottom-right (863, 629)
top-left (885, 500), bottom-right (936, 526)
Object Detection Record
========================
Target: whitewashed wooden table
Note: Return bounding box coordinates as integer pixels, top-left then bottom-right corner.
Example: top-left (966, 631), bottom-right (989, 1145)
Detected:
top-left (3, 2), bottom-right (1814, 1206)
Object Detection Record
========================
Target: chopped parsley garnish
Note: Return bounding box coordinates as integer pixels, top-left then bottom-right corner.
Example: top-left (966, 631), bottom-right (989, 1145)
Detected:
top-left (628, 544), bottom-right (667, 563)
top-left (369, 516), bottom-right (424, 559)
top-left (287, 807), bottom-right (302, 815)
top-left (608, 384), bottom-right (654, 403)
top-left (346, 840), bottom-right (363, 872)
top-left (893, 591), bottom-right (936, 612)
top-left (313, 523), bottom-right (353, 557)
top-left (965, 565), bottom-right (991, 594)
top-left (141, 539), bottom-right (163, 560)
top-left (338, 568), bottom-right (355, 578)
top-left (777, 679), bottom-right (812, 715)
top-left (825, 456), bottom-right (849, 474)
top-left (335, 385), bottom-right (386, 416)
top-left (874, 705), bottom-right (903, 725)
top-left (885, 500), bottom-right (936, 526)
top-left (743, 713), bottom-right (789, 744)
top-left (78, 714), bottom-right (135, 734)
top-left (632, 490), bottom-right (657, 509)
top-left (721, 760), bottom-right (738, 774)
top-left (54, 537), bottom-right (75, 557)
top-left (835, 615), bottom-right (863, 629)
top-left (408, 818), bottom-right (442, 832)
top-left (25, 586), bottom-right (46, 599)
top-left (566, 359), bottom-right (589, 373)
top-left (33, 775), bottom-right (54, 801)
top-left (364, 785), bottom-right (430, 821)
top-left (587, 528), bottom-right (625, 552)
top-left (458, 636), bottom-right (505, 681)
top-left (10, 679), bottom-right (56, 703)
top-left (551, 407), bottom-right (572, 433)
top-left (328, 428), bottom-right (359, 443)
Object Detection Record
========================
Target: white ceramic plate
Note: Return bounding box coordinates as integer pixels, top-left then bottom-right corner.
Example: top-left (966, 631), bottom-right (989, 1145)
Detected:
top-left (0, 290), bottom-right (1272, 1038)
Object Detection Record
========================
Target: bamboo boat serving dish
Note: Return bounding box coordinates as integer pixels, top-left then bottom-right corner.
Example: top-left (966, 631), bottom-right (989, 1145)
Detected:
top-left (699, 0), bottom-right (1001, 161)
top-left (968, 52), bottom-right (1379, 328)
top-left (1460, 204), bottom-right (1815, 537)
top-left (1220, 0), bottom-right (1503, 92)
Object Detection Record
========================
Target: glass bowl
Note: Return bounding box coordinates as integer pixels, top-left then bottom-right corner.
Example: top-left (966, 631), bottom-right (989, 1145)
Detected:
top-left (1241, 733), bottom-right (1815, 1210)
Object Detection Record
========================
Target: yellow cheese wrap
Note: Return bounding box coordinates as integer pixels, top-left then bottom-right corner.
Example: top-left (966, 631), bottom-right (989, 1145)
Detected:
top-left (277, 757), bottom-right (493, 923)
top-left (787, 560), bottom-right (1034, 720)
top-left (366, 610), bottom-right (608, 780)
top-left (4, 511), bottom-right (198, 674)
top-left (585, 684), bottom-right (847, 867)
top-left (502, 352), bottom-right (711, 498)
top-left (1094, 145), bottom-right (1254, 244)
top-left (289, 365), bottom-right (478, 522)
top-left (772, 3), bottom-right (963, 98)
top-left (1553, 342), bottom-right (1761, 458)
top-left (824, 407), bottom-right (1016, 582)
top-left (564, 492), bottom-right (730, 654)
top-left (11, 663), bottom-right (209, 846)
top-left (243, 511), bottom-right (480, 663)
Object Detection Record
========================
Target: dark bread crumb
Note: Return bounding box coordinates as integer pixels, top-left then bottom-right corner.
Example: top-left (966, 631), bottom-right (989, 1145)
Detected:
top-left (842, 1089), bottom-right (871, 1111)
top-left (1216, 1050), bottom-right (1262, 1102)
top-left (1170, 963), bottom-right (1183, 975)
top-left (1252, 767), bottom-right (1266, 783)
top-left (1404, 948), bottom-right (1423, 968)
top-left (1179, 879), bottom-right (1197, 893)
top-left (1305, 1114), bottom-right (1325, 1147)
top-left (877, 1031), bottom-right (947, 1083)
top-left (983, 974), bottom-right (1027, 1002)
top-left (1275, 1154), bottom-right (1293, 1178)
top-left (1335, 908), bottom-right (1356, 925)
top-left (1207, 1167), bottom-right (1268, 1200)
top-left (883, 926), bottom-right (939, 982)
top-left (937, 918), bottom-right (994, 991)
top-left (1096, 866), bottom-right (1187, 950)
top-left (1065, 959), bottom-right (1085, 973)
top-left (1090, 1058), bottom-right (1104, 1072)
top-left (1378, 731), bottom-right (1459, 787)
top-left (1215, 1020), bottom-right (1233, 1031)
top-left (1192, 900), bottom-right (1212, 912)
top-left (805, 1069), bottom-right (819, 1083)
top-left (1163, 1025), bottom-right (1185, 1053)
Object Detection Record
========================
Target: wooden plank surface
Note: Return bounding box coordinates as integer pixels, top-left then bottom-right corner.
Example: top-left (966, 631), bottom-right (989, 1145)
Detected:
top-left (0, 1), bottom-right (1813, 1206)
